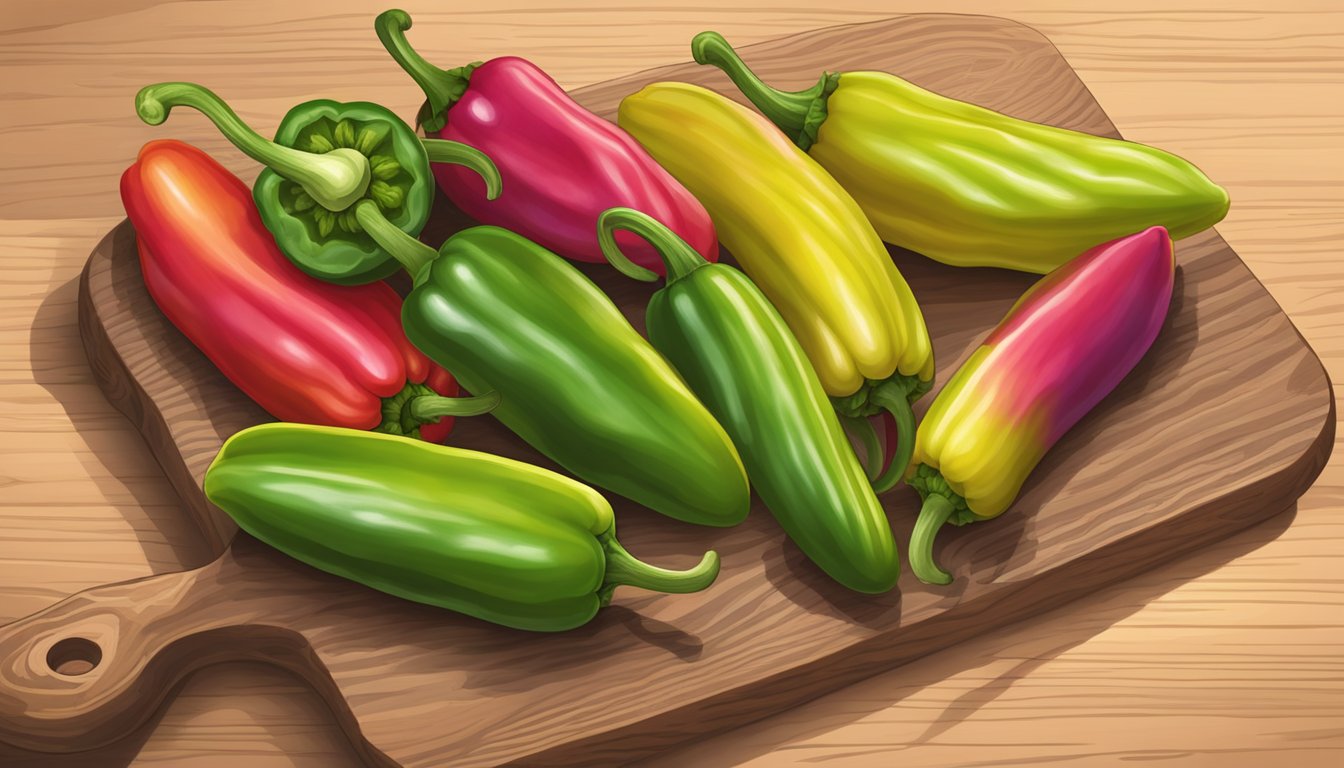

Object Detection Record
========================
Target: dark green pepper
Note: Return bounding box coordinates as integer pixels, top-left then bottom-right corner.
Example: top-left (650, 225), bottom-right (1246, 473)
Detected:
top-left (204, 423), bottom-right (721, 632)
top-left (363, 210), bottom-right (750, 527)
top-left (597, 208), bottom-right (899, 593)
top-left (135, 82), bottom-right (498, 284)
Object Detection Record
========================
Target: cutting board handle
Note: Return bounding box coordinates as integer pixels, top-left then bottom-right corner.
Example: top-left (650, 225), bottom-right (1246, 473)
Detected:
top-left (0, 550), bottom-right (313, 753)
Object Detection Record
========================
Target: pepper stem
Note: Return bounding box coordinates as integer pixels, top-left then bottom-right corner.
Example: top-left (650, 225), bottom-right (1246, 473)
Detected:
top-left (375, 9), bottom-right (476, 132)
top-left (842, 416), bottom-right (883, 481)
top-left (600, 535), bottom-right (720, 601)
top-left (868, 380), bottom-right (918, 494)
top-left (690, 31), bottom-right (827, 147)
top-left (911, 493), bottom-right (955, 585)
top-left (135, 82), bottom-right (371, 211)
top-left (421, 139), bottom-right (502, 200)
top-left (597, 207), bottom-right (705, 284)
top-left (406, 391), bottom-right (499, 424)
top-left (354, 200), bottom-right (439, 278)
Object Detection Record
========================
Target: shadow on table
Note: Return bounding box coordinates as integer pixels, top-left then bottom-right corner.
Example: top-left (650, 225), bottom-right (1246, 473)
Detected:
top-left (28, 274), bottom-right (214, 572)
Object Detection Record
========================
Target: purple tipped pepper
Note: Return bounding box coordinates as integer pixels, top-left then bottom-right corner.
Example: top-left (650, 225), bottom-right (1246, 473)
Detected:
top-left (908, 227), bottom-right (1177, 584)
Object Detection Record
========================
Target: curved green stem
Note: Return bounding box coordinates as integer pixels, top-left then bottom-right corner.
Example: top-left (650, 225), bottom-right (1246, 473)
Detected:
top-left (597, 207), bottom-right (706, 284)
top-left (375, 9), bottom-right (476, 132)
top-left (911, 494), bottom-right (955, 585)
top-left (354, 201), bottom-right (439, 278)
top-left (421, 139), bottom-right (501, 200)
top-left (600, 535), bottom-right (719, 601)
top-left (869, 381), bottom-right (917, 494)
top-left (135, 82), bottom-right (370, 210)
top-left (406, 391), bottom-right (499, 424)
top-left (842, 416), bottom-right (883, 481)
top-left (690, 31), bottom-right (825, 144)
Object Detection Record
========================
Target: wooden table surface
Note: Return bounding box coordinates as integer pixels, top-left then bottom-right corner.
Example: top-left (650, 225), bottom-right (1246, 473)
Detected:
top-left (1, 1), bottom-right (1340, 766)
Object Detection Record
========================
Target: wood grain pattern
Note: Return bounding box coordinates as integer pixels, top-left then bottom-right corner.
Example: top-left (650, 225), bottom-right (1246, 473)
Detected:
top-left (0, 12), bottom-right (1333, 767)
top-left (1, 3), bottom-right (1341, 767)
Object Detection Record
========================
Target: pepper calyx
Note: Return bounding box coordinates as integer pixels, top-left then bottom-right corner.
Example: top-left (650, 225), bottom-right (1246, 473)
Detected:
top-left (831, 373), bottom-right (927, 419)
top-left (797, 72), bottom-right (841, 151)
top-left (375, 382), bottom-right (498, 438)
top-left (908, 464), bottom-right (976, 526)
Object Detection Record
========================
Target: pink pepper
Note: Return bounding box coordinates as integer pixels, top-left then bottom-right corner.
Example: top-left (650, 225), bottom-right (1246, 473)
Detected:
top-left (907, 226), bottom-right (1177, 584)
top-left (374, 9), bottom-right (718, 275)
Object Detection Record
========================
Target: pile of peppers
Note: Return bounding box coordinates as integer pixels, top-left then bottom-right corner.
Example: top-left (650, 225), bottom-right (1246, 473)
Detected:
top-left (123, 9), bottom-right (1217, 631)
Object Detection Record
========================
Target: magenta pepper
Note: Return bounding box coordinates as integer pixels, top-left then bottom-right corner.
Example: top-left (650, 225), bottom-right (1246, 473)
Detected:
top-left (374, 10), bottom-right (718, 275)
top-left (907, 226), bottom-right (1176, 584)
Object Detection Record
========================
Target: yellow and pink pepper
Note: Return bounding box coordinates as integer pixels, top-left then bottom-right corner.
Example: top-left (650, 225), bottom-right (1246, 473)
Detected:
top-left (908, 226), bottom-right (1177, 584)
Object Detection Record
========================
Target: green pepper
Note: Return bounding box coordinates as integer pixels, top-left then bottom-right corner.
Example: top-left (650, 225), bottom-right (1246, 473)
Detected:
top-left (135, 82), bottom-right (499, 284)
top-left (371, 213), bottom-right (750, 527)
top-left (204, 423), bottom-right (721, 632)
top-left (597, 208), bottom-right (899, 593)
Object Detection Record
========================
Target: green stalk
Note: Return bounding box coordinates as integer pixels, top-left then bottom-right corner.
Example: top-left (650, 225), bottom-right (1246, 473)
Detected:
top-left (910, 494), bottom-right (955, 585)
top-left (354, 200), bottom-right (439, 278)
top-left (406, 391), bottom-right (500, 424)
top-left (375, 9), bottom-right (478, 132)
top-left (135, 82), bottom-right (370, 210)
top-left (597, 207), bottom-right (706, 284)
top-left (690, 31), bottom-right (835, 149)
top-left (422, 139), bottom-right (502, 199)
top-left (868, 379), bottom-right (918, 493)
top-left (600, 534), bottom-right (719, 601)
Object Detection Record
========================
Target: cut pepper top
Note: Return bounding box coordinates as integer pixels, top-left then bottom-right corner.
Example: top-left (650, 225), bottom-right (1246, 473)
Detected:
top-left (135, 82), bottom-right (499, 285)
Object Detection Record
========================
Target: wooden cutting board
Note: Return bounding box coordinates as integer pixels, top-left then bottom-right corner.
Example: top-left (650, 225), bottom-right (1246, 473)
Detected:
top-left (0, 14), bottom-right (1333, 767)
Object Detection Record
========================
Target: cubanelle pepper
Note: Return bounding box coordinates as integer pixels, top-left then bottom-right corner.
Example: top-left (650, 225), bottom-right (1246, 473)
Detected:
top-left (693, 32), bottom-right (1229, 274)
top-left (618, 82), bottom-right (933, 491)
top-left (120, 139), bottom-right (494, 442)
top-left (598, 208), bottom-right (899, 593)
top-left (140, 85), bottom-right (750, 527)
top-left (205, 423), bottom-right (721, 632)
top-left (374, 9), bottom-right (718, 276)
top-left (136, 82), bottom-right (501, 285)
top-left (909, 227), bottom-right (1176, 584)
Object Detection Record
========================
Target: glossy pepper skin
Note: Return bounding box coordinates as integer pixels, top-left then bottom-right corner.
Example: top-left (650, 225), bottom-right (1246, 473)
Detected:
top-left (909, 227), bottom-right (1176, 584)
top-left (376, 219), bottom-right (750, 527)
top-left (374, 9), bottom-right (718, 276)
top-left (618, 82), bottom-right (934, 491)
top-left (204, 424), bottom-right (722, 632)
top-left (119, 140), bottom-right (494, 442)
top-left (598, 209), bottom-right (899, 592)
top-left (693, 32), bottom-right (1229, 274)
top-left (136, 82), bottom-right (499, 285)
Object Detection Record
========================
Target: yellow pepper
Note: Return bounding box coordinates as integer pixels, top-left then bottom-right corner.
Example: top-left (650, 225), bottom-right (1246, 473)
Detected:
top-left (619, 82), bottom-right (933, 490)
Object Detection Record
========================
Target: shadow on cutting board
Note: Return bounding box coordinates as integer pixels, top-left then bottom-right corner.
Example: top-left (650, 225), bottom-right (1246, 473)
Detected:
top-left (645, 503), bottom-right (1299, 767)
top-left (0, 504), bottom-right (1295, 768)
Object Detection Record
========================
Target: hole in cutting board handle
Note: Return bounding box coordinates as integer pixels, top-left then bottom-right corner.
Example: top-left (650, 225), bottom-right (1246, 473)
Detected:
top-left (46, 637), bottom-right (102, 676)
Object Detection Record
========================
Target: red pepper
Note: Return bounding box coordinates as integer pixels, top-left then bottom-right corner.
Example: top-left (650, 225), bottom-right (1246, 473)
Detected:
top-left (119, 140), bottom-right (496, 441)
top-left (375, 10), bottom-right (718, 275)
